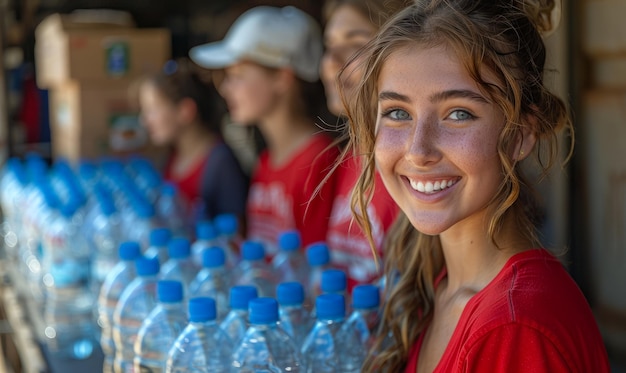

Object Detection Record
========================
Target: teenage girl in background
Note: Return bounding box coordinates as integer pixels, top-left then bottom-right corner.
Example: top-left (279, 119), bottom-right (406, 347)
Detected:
top-left (190, 6), bottom-right (340, 256)
top-left (139, 59), bottom-right (248, 222)
top-left (341, 0), bottom-right (610, 371)
top-left (321, 0), bottom-right (409, 290)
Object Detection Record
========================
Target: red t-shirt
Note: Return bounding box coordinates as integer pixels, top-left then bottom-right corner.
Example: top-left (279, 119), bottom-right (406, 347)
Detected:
top-left (404, 249), bottom-right (610, 373)
top-left (326, 154), bottom-right (399, 289)
top-left (247, 134), bottom-right (340, 257)
top-left (164, 151), bottom-right (208, 206)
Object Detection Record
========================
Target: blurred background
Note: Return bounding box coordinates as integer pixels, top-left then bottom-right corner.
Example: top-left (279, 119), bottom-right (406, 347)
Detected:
top-left (0, 0), bottom-right (624, 371)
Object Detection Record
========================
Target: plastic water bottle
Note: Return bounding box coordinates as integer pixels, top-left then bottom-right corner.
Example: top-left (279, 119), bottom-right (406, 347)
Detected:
top-left (144, 227), bottom-right (172, 264)
top-left (188, 247), bottom-right (231, 320)
top-left (305, 243), bottom-right (331, 305)
top-left (155, 182), bottom-right (189, 237)
top-left (272, 230), bottom-right (309, 286)
top-left (235, 241), bottom-right (277, 297)
top-left (160, 237), bottom-right (201, 297)
top-left (343, 284), bottom-right (381, 354)
top-left (113, 256), bottom-right (160, 373)
top-left (213, 213), bottom-right (241, 258)
top-left (165, 297), bottom-right (234, 372)
top-left (98, 241), bottom-right (142, 373)
top-left (41, 201), bottom-right (96, 359)
top-left (134, 280), bottom-right (188, 373)
top-left (220, 285), bottom-right (258, 347)
top-left (300, 294), bottom-right (347, 372)
top-left (90, 186), bottom-right (124, 294)
top-left (277, 282), bottom-right (312, 348)
top-left (191, 220), bottom-right (228, 268)
top-left (321, 269), bottom-right (349, 314)
top-left (231, 297), bottom-right (302, 372)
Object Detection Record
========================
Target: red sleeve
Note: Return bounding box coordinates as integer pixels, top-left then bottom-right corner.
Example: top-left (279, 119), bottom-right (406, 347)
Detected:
top-left (294, 146), bottom-right (339, 247)
top-left (461, 324), bottom-right (576, 373)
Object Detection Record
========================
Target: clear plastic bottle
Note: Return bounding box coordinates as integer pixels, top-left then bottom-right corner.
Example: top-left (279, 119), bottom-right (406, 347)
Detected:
top-left (305, 243), bottom-right (332, 306)
top-left (188, 247), bottom-right (231, 320)
top-left (219, 285), bottom-right (258, 347)
top-left (231, 297), bottom-right (302, 372)
top-left (277, 282), bottom-right (312, 348)
top-left (342, 284), bottom-right (381, 358)
top-left (41, 201), bottom-right (96, 360)
top-left (191, 220), bottom-right (218, 267)
top-left (113, 256), bottom-right (160, 373)
top-left (213, 213), bottom-right (241, 259)
top-left (144, 227), bottom-right (172, 264)
top-left (272, 230), bottom-right (309, 286)
top-left (98, 241), bottom-right (142, 373)
top-left (300, 293), bottom-right (347, 372)
top-left (134, 280), bottom-right (188, 373)
top-left (156, 182), bottom-right (189, 237)
top-left (235, 241), bottom-right (277, 297)
top-left (160, 237), bottom-right (201, 297)
top-left (165, 297), bottom-right (234, 373)
top-left (321, 269), bottom-right (349, 314)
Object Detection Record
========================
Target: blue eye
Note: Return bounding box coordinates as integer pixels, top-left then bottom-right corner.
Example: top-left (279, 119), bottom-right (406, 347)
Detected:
top-left (385, 109), bottom-right (411, 120)
top-left (448, 110), bottom-right (474, 121)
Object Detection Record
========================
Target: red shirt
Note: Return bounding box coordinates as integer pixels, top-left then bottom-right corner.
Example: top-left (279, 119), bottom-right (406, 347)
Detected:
top-left (247, 134), bottom-right (340, 256)
top-left (326, 154), bottom-right (399, 289)
top-left (164, 151), bottom-right (208, 206)
top-left (404, 249), bottom-right (610, 373)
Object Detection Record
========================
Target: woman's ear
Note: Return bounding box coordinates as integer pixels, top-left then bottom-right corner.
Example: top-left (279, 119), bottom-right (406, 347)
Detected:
top-left (176, 97), bottom-right (198, 126)
top-left (512, 115), bottom-right (538, 162)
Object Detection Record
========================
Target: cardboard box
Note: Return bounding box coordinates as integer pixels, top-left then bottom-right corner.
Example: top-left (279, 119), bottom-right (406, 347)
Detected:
top-left (35, 13), bottom-right (170, 88)
top-left (49, 80), bottom-right (165, 162)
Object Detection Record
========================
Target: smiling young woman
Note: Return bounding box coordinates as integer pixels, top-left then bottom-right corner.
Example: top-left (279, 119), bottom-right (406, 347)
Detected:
top-left (341, 0), bottom-right (611, 372)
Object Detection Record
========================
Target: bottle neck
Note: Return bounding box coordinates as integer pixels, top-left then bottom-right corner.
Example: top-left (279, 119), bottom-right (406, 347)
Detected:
top-left (159, 301), bottom-right (184, 311)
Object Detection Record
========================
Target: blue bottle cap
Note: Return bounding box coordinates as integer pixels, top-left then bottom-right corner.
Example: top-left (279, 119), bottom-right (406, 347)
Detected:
top-left (189, 297), bottom-right (217, 322)
top-left (214, 214), bottom-right (238, 236)
top-left (321, 269), bottom-right (347, 293)
top-left (306, 242), bottom-right (330, 266)
top-left (161, 182), bottom-right (177, 196)
top-left (150, 227), bottom-right (171, 247)
top-left (157, 280), bottom-right (183, 303)
top-left (168, 237), bottom-right (191, 259)
top-left (352, 284), bottom-right (380, 310)
top-left (278, 230), bottom-right (301, 252)
top-left (241, 241), bottom-right (265, 261)
top-left (277, 282), bottom-right (304, 306)
top-left (135, 257), bottom-right (160, 277)
top-left (196, 220), bottom-right (217, 240)
top-left (248, 298), bottom-right (279, 324)
top-left (134, 200), bottom-right (155, 218)
top-left (229, 285), bottom-right (259, 310)
top-left (316, 293), bottom-right (345, 320)
top-left (119, 241), bottom-right (142, 261)
top-left (202, 247), bottom-right (226, 268)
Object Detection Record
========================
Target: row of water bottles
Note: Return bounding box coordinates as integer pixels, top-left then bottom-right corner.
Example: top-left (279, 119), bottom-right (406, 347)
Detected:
top-left (103, 245), bottom-right (381, 372)
top-left (0, 154), bottom-right (209, 360)
top-left (101, 225), bottom-right (383, 371)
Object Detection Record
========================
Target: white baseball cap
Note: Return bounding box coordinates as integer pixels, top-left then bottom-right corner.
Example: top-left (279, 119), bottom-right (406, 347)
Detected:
top-left (190, 6), bottom-right (323, 82)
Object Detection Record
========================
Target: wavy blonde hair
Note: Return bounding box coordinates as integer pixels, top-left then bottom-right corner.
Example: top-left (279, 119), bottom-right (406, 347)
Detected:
top-left (338, 0), bottom-right (572, 371)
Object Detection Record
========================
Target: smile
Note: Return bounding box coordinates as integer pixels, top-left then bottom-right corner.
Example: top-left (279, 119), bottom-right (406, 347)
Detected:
top-left (408, 178), bottom-right (459, 194)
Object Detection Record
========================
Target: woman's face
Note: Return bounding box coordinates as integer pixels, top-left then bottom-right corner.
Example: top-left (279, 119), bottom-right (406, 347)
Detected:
top-left (139, 82), bottom-right (181, 146)
top-left (219, 61), bottom-right (281, 125)
top-left (374, 45), bottom-right (507, 236)
top-left (321, 5), bottom-right (377, 116)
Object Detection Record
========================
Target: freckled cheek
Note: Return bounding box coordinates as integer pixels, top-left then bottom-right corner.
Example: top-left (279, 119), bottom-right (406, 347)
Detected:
top-left (374, 128), bottom-right (406, 173)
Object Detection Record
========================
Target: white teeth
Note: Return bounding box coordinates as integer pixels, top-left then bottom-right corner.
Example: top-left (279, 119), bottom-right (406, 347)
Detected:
top-left (409, 178), bottom-right (458, 194)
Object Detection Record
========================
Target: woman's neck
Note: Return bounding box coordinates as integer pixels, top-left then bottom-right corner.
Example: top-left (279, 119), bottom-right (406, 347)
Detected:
top-left (258, 109), bottom-right (319, 167)
top-left (438, 209), bottom-right (530, 295)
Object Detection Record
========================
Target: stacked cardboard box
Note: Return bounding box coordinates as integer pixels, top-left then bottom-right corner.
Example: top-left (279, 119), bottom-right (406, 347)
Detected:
top-left (35, 11), bottom-right (171, 161)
